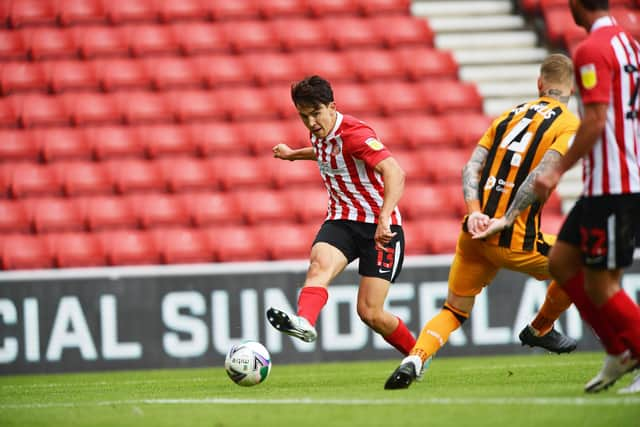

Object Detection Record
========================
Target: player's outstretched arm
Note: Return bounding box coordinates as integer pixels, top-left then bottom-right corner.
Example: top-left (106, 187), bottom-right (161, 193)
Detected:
top-left (272, 143), bottom-right (316, 161)
top-left (472, 149), bottom-right (562, 240)
top-left (462, 146), bottom-right (490, 234)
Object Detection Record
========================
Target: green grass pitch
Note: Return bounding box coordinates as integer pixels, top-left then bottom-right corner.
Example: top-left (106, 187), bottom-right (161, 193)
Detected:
top-left (1, 352), bottom-right (638, 427)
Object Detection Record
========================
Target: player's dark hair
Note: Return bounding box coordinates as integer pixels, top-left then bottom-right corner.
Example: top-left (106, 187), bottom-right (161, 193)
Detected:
top-left (291, 75), bottom-right (334, 108)
top-left (579, 0), bottom-right (609, 10)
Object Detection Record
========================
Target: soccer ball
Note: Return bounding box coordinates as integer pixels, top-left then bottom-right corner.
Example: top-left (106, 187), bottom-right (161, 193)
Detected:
top-left (224, 341), bottom-right (272, 386)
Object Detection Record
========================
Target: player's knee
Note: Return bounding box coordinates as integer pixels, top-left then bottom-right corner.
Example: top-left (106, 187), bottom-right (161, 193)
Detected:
top-left (356, 305), bottom-right (384, 330)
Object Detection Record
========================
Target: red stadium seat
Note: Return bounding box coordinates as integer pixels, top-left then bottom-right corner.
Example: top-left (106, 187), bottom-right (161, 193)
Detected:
top-left (128, 193), bottom-right (190, 228)
top-left (105, 0), bottom-right (158, 24)
top-left (209, 0), bottom-right (261, 21)
top-left (392, 149), bottom-right (429, 182)
top-left (0, 30), bottom-right (28, 61)
top-left (190, 122), bottom-right (249, 157)
top-left (27, 197), bottom-right (85, 233)
top-left (53, 161), bottom-right (114, 196)
top-left (11, 163), bottom-right (62, 197)
top-left (232, 189), bottom-right (297, 225)
top-left (221, 21), bottom-right (280, 53)
top-left (0, 97), bottom-right (19, 127)
top-left (417, 218), bottom-right (463, 254)
top-left (96, 58), bottom-right (149, 91)
top-left (519, 0), bottom-right (541, 15)
top-left (36, 128), bottom-right (92, 162)
top-left (167, 89), bottom-right (226, 122)
top-left (181, 192), bottom-right (242, 227)
top-left (57, 0), bottom-right (108, 26)
top-left (308, 0), bottom-right (359, 18)
top-left (243, 53), bottom-right (303, 86)
top-left (264, 84), bottom-right (300, 119)
top-left (358, 115), bottom-right (406, 150)
top-left (1, 62), bottom-right (48, 94)
top-left (257, 0), bottom-right (309, 19)
top-left (266, 155), bottom-right (320, 189)
top-left (74, 26), bottom-right (129, 59)
top-left (544, 191), bottom-right (563, 216)
top-left (24, 28), bottom-right (77, 60)
top-left (391, 115), bottom-right (452, 149)
top-left (157, 0), bottom-right (211, 22)
top-left (292, 50), bottom-right (356, 83)
top-left (236, 120), bottom-right (299, 156)
top-left (542, 7), bottom-right (584, 45)
top-left (0, 200), bottom-right (31, 233)
top-left (345, 49), bottom-right (405, 82)
top-left (138, 125), bottom-right (196, 158)
top-left (394, 47), bottom-right (458, 81)
top-left (257, 223), bottom-right (316, 260)
top-left (65, 92), bottom-right (121, 125)
top-left (45, 232), bottom-right (107, 267)
top-left (282, 187), bottom-right (328, 224)
top-left (613, 7), bottom-right (640, 39)
top-left (400, 183), bottom-right (464, 220)
top-left (540, 213), bottom-right (565, 236)
top-left (218, 87), bottom-right (281, 121)
top-left (82, 195), bottom-right (137, 230)
top-left (209, 156), bottom-right (268, 191)
top-left (419, 148), bottom-right (470, 184)
top-left (370, 81), bottom-right (429, 115)
top-left (0, 163), bottom-right (18, 196)
top-left (17, 94), bottom-right (69, 127)
top-left (158, 157), bottom-right (216, 192)
top-left (46, 60), bottom-right (100, 93)
top-left (331, 83), bottom-right (380, 115)
top-left (88, 126), bottom-right (146, 160)
top-left (125, 24), bottom-right (181, 57)
top-left (171, 22), bottom-right (229, 55)
top-left (322, 17), bottom-right (382, 50)
top-left (400, 220), bottom-right (429, 255)
top-left (99, 230), bottom-right (161, 266)
top-left (420, 80), bottom-right (483, 114)
top-left (442, 113), bottom-right (493, 147)
top-left (117, 91), bottom-right (173, 124)
top-left (144, 57), bottom-right (200, 90)
top-left (9, 0), bottom-right (57, 27)
top-left (203, 225), bottom-right (267, 262)
top-left (151, 228), bottom-right (214, 264)
top-left (358, 0), bottom-right (410, 16)
top-left (0, 130), bottom-right (39, 162)
top-left (371, 16), bottom-right (434, 48)
top-left (106, 159), bottom-right (166, 194)
top-left (195, 54), bottom-right (251, 88)
top-left (270, 19), bottom-right (332, 52)
top-left (1, 235), bottom-right (54, 270)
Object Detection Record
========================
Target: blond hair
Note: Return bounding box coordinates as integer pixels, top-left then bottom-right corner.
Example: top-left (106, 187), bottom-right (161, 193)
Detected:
top-left (540, 53), bottom-right (574, 86)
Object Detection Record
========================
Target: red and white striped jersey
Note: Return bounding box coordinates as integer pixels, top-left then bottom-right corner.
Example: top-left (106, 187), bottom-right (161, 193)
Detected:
top-left (574, 16), bottom-right (640, 196)
top-left (311, 112), bottom-right (402, 225)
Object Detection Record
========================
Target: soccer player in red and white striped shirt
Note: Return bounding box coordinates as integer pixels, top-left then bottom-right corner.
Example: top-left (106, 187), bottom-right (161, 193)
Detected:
top-left (265, 76), bottom-right (416, 356)
top-left (536, 0), bottom-right (640, 394)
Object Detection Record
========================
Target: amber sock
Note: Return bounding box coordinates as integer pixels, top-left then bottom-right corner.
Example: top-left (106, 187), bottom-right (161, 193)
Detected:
top-left (410, 303), bottom-right (469, 363)
top-left (530, 280), bottom-right (572, 336)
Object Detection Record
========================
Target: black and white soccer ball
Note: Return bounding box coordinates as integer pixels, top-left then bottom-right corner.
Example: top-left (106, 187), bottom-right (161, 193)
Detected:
top-left (224, 341), bottom-right (272, 386)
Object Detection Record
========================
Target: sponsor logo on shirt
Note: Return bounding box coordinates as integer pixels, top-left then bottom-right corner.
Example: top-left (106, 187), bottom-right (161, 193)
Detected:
top-left (580, 63), bottom-right (597, 90)
top-left (365, 138), bottom-right (384, 151)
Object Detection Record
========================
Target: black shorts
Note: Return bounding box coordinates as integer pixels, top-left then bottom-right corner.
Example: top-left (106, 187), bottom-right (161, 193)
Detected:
top-left (313, 219), bottom-right (405, 282)
top-left (558, 193), bottom-right (640, 269)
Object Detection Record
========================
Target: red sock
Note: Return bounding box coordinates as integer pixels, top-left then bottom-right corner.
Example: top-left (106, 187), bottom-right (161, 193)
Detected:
top-left (600, 290), bottom-right (640, 359)
top-left (563, 272), bottom-right (626, 355)
top-left (383, 317), bottom-right (417, 356)
top-left (297, 286), bottom-right (328, 326)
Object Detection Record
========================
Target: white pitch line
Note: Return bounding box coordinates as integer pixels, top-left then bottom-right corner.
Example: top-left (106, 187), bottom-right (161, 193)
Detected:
top-left (1, 396), bottom-right (639, 409)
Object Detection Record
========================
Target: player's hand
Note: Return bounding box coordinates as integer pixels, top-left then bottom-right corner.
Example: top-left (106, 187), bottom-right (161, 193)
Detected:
top-left (471, 217), bottom-right (509, 239)
top-left (534, 168), bottom-right (561, 201)
top-left (375, 216), bottom-right (396, 250)
top-left (273, 143), bottom-right (295, 161)
top-left (466, 211), bottom-right (490, 235)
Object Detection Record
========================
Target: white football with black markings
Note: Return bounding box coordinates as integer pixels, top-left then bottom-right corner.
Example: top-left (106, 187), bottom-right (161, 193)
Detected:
top-left (224, 341), bottom-right (272, 386)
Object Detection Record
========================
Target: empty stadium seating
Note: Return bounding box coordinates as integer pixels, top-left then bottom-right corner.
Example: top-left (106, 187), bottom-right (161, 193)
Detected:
top-left (0, 0), bottom-right (498, 270)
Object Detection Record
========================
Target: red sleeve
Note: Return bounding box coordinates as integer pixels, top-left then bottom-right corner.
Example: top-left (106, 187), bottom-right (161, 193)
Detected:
top-left (573, 39), bottom-right (612, 105)
top-left (342, 123), bottom-right (392, 168)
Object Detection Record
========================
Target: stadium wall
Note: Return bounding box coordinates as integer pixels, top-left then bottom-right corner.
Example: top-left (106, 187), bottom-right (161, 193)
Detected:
top-left (1, 255), bottom-right (639, 375)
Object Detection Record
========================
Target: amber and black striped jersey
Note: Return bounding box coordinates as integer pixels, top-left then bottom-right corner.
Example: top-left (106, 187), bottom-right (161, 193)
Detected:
top-left (476, 96), bottom-right (579, 251)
